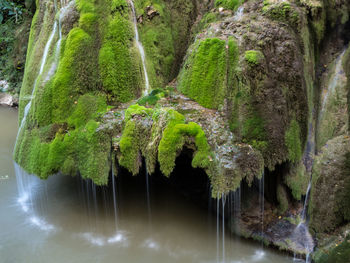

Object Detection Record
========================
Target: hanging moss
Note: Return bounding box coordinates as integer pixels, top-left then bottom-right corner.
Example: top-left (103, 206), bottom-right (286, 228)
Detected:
top-left (99, 0), bottom-right (142, 102)
top-left (178, 38), bottom-right (227, 109)
top-left (116, 104), bottom-right (213, 178)
top-left (244, 50), bottom-right (264, 66)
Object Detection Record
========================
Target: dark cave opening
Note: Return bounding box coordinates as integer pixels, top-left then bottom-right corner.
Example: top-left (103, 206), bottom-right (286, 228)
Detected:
top-left (113, 147), bottom-right (211, 214)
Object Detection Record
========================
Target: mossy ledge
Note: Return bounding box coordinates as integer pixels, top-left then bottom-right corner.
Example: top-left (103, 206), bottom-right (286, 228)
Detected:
top-left (107, 95), bottom-right (264, 196)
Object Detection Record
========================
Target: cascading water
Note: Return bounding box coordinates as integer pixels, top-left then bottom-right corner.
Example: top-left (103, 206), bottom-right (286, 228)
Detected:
top-left (111, 161), bottom-right (118, 230)
top-left (320, 49), bottom-right (347, 117)
top-left (216, 193), bottom-right (220, 263)
top-left (145, 166), bottom-right (151, 224)
top-left (15, 0), bottom-right (71, 149)
top-left (15, 21), bottom-right (57, 145)
top-left (233, 6), bottom-right (244, 21)
top-left (259, 171), bottom-right (265, 242)
top-left (44, 0), bottom-right (73, 82)
top-left (129, 0), bottom-right (150, 95)
top-left (222, 194), bottom-right (227, 262)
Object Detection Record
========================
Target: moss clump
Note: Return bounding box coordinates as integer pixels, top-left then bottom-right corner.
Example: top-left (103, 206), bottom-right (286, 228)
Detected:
top-left (242, 111), bottom-right (268, 151)
top-left (135, 0), bottom-right (196, 88)
top-left (99, 0), bottom-right (142, 102)
top-left (284, 162), bottom-right (309, 201)
top-left (285, 119), bottom-right (302, 163)
top-left (244, 50), bottom-right (264, 66)
top-left (262, 0), bottom-right (299, 27)
top-left (119, 120), bottom-right (139, 174)
top-left (68, 94), bottom-right (107, 128)
top-left (178, 38), bottom-right (227, 109)
top-left (137, 88), bottom-right (168, 106)
top-left (215, 0), bottom-right (243, 11)
top-left (117, 104), bottom-right (213, 177)
top-left (158, 117), bottom-right (212, 176)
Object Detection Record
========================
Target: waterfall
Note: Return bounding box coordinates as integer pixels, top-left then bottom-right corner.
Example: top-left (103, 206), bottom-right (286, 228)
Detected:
top-left (14, 162), bottom-right (55, 232)
top-left (216, 194), bottom-right (220, 263)
top-left (301, 181), bottom-right (311, 222)
top-left (145, 165), bottom-right (151, 223)
top-left (129, 0), bottom-right (150, 95)
top-left (232, 186), bottom-right (241, 235)
top-left (111, 162), bottom-right (118, 230)
top-left (44, 1), bottom-right (73, 82)
top-left (259, 171), bottom-right (265, 242)
top-left (233, 6), bottom-right (244, 21)
top-left (15, 2), bottom-right (68, 150)
top-left (222, 194), bottom-right (226, 262)
top-left (320, 49), bottom-right (347, 117)
top-left (16, 21), bottom-right (57, 144)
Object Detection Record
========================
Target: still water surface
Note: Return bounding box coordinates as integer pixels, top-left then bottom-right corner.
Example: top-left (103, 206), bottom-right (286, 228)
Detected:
top-left (0, 106), bottom-right (293, 263)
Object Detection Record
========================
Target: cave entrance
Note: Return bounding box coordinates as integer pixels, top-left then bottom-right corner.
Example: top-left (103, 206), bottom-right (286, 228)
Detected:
top-left (115, 147), bottom-right (211, 218)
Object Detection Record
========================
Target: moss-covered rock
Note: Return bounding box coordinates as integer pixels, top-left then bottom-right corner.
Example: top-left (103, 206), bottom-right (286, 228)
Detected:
top-left (309, 135), bottom-right (350, 233)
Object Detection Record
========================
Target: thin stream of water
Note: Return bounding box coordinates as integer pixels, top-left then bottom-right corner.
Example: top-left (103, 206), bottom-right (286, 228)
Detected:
top-left (129, 0), bottom-right (150, 95)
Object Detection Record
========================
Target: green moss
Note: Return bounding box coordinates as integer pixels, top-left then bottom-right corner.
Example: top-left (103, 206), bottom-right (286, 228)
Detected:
top-left (124, 104), bottom-right (153, 121)
top-left (137, 89), bottom-right (167, 106)
top-left (262, 0), bottom-right (300, 27)
top-left (315, 235), bottom-right (350, 263)
top-left (158, 119), bottom-right (212, 176)
top-left (242, 112), bottom-right (268, 151)
top-left (215, 0), bottom-right (243, 11)
top-left (284, 162), bottom-right (309, 201)
top-left (51, 27), bottom-right (94, 122)
top-left (285, 118), bottom-right (302, 163)
top-left (244, 50), bottom-right (264, 66)
top-left (178, 38), bottom-right (227, 109)
top-left (99, 0), bottom-right (142, 102)
top-left (67, 94), bottom-right (107, 128)
top-left (119, 120), bottom-right (140, 174)
top-left (134, 0), bottom-right (195, 87)
top-left (117, 105), bottom-right (213, 177)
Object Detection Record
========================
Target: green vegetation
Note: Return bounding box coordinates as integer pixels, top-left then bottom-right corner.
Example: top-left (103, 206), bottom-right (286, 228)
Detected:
top-left (99, 0), bottom-right (142, 103)
top-left (0, 0), bottom-right (32, 93)
top-left (285, 119), bottom-right (302, 163)
top-left (178, 38), bottom-right (227, 109)
top-left (158, 111), bottom-right (212, 176)
top-left (118, 104), bottom-right (213, 177)
top-left (137, 88), bottom-right (171, 106)
top-left (215, 0), bottom-right (243, 11)
top-left (244, 50), bottom-right (263, 66)
top-left (242, 111), bottom-right (268, 151)
top-left (284, 163), bottom-right (308, 200)
top-left (262, 0), bottom-right (300, 27)
top-left (315, 235), bottom-right (350, 263)
top-left (134, 0), bottom-right (195, 89)
top-left (15, 0), bottom-right (130, 184)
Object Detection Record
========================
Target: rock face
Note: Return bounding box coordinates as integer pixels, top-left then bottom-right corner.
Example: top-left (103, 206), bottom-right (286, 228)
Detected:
top-left (0, 92), bottom-right (18, 107)
top-left (14, 0), bottom-right (350, 259)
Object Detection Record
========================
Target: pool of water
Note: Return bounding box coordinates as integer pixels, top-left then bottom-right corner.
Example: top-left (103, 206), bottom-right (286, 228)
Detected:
top-left (0, 106), bottom-right (294, 263)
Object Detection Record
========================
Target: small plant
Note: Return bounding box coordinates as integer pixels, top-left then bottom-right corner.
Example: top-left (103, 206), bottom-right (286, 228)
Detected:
top-left (244, 50), bottom-right (264, 65)
top-left (215, 0), bottom-right (243, 11)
